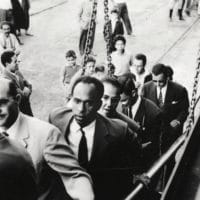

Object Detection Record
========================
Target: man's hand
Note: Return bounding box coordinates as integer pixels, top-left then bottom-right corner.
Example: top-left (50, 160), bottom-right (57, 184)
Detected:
top-left (170, 119), bottom-right (180, 129)
top-left (23, 87), bottom-right (31, 97)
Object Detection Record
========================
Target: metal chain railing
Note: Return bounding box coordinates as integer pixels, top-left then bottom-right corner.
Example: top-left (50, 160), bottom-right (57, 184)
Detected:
top-left (184, 42), bottom-right (200, 136)
top-left (103, 0), bottom-right (113, 76)
top-left (82, 0), bottom-right (98, 73)
top-left (124, 42), bottom-right (200, 200)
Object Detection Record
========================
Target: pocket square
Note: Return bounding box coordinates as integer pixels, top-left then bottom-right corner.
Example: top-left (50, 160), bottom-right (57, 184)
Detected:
top-left (172, 101), bottom-right (178, 104)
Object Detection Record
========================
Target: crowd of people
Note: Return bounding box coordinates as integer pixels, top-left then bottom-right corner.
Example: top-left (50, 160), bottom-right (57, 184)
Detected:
top-left (0, 0), bottom-right (196, 200)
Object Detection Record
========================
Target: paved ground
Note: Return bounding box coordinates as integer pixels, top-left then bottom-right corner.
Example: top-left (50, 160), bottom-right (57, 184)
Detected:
top-left (19, 0), bottom-right (200, 120)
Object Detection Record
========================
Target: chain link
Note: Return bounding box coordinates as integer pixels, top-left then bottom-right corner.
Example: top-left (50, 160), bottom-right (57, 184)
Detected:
top-left (103, 0), bottom-right (113, 76)
top-left (184, 42), bottom-right (200, 136)
top-left (82, 0), bottom-right (98, 73)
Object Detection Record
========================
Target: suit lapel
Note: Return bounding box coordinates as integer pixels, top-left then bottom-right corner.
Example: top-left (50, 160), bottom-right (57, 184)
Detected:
top-left (150, 83), bottom-right (158, 105)
top-left (164, 81), bottom-right (173, 104)
top-left (16, 113), bottom-right (30, 148)
top-left (89, 115), bottom-right (109, 165)
top-left (63, 112), bottom-right (74, 144)
top-left (134, 99), bottom-right (145, 126)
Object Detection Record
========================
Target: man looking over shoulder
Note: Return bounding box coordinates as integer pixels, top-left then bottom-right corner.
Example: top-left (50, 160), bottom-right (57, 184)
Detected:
top-left (99, 76), bottom-right (140, 132)
top-left (0, 77), bottom-right (94, 200)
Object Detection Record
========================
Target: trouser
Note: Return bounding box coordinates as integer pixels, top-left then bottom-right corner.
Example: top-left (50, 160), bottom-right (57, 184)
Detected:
top-left (117, 3), bottom-right (132, 35)
top-left (169, 0), bottom-right (184, 9)
top-left (79, 22), bottom-right (96, 56)
top-left (0, 9), bottom-right (14, 23)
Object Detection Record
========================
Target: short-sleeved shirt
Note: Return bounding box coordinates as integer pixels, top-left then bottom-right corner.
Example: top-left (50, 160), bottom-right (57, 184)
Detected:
top-left (111, 51), bottom-right (132, 76)
top-left (61, 64), bottom-right (81, 84)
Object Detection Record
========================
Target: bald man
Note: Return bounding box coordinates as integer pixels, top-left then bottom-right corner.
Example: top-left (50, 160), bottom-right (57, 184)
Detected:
top-left (0, 77), bottom-right (94, 200)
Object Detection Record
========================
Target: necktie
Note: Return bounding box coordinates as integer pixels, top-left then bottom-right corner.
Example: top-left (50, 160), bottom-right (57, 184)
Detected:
top-left (158, 89), bottom-right (163, 107)
top-left (78, 128), bottom-right (88, 168)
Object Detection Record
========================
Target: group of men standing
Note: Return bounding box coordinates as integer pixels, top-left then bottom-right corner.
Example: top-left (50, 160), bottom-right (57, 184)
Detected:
top-left (0, 54), bottom-right (189, 200)
top-left (0, 0), bottom-right (191, 199)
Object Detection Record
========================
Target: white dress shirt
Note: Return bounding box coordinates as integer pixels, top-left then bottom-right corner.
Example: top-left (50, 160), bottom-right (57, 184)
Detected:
top-left (68, 119), bottom-right (96, 160)
top-left (0, 112), bottom-right (21, 139)
top-left (0, 0), bottom-right (12, 10)
top-left (131, 96), bottom-right (141, 119)
top-left (157, 83), bottom-right (168, 104)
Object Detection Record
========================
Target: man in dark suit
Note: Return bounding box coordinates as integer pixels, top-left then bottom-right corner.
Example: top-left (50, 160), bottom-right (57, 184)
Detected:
top-left (49, 76), bottom-right (142, 200)
top-left (0, 132), bottom-right (37, 200)
top-left (117, 74), bottom-right (162, 170)
top-left (142, 63), bottom-right (189, 186)
top-left (0, 77), bottom-right (94, 200)
top-left (99, 76), bottom-right (140, 132)
top-left (142, 63), bottom-right (189, 152)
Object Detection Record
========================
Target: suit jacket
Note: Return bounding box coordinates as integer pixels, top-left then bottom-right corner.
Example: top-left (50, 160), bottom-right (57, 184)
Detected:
top-left (142, 81), bottom-right (189, 151)
top-left (11, 113), bottom-right (94, 200)
top-left (103, 19), bottom-right (124, 52)
top-left (0, 132), bottom-right (37, 200)
top-left (118, 97), bottom-right (162, 169)
top-left (49, 108), bottom-right (142, 200)
top-left (1, 68), bottom-right (33, 116)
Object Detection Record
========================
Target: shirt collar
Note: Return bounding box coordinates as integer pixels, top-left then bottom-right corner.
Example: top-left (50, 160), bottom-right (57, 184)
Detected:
top-left (70, 118), bottom-right (96, 133)
top-left (157, 81), bottom-right (168, 91)
top-left (6, 112), bottom-right (21, 138)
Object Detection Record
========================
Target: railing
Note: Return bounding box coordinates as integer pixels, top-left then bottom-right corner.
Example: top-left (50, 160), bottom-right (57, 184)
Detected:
top-left (124, 133), bottom-right (186, 200)
top-left (125, 113), bottom-right (200, 200)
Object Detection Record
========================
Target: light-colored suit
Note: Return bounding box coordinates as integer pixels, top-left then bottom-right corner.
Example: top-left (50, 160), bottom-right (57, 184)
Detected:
top-left (12, 113), bottom-right (94, 200)
top-left (0, 132), bottom-right (37, 200)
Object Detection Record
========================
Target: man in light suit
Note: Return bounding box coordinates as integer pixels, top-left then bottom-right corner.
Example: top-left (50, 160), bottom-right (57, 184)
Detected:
top-left (0, 77), bottom-right (94, 200)
top-left (49, 76), bottom-right (142, 200)
top-left (0, 132), bottom-right (37, 200)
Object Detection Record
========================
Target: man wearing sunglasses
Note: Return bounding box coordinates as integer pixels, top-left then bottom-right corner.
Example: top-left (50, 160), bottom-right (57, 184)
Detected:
top-left (142, 63), bottom-right (189, 184)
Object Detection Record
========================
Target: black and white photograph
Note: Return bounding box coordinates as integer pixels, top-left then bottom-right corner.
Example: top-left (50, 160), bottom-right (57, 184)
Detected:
top-left (0, 0), bottom-right (200, 199)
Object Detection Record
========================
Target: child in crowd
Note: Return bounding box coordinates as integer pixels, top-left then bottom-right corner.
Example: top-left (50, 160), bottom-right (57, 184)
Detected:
top-left (60, 50), bottom-right (81, 89)
top-left (92, 64), bottom-right (106, 80)
top-left (104, 9), bottom-right (124, 52)
top-left (65, 55), bottom-right (96, 103)
top-left (111, 35), bottom-right (132, 77)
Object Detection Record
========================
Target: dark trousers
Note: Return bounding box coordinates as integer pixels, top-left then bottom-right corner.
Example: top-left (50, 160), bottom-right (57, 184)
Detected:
top-left (0, 9), bottom-right (14, 23)
top-left (117, 3), bottom-right (132, 35)
top-left (79, 23), bottom-right (96, 56)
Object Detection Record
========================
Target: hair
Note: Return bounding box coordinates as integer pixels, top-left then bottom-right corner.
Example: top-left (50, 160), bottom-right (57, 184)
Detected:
top-left (165, 65), bottom-right (174, 80)
top-left (117, 73), bottom-right (136, 96)
top-left (71, 76), bottom-right (104, 100)
top-left (102, 77), bottom-right (122, 95)
top-left (94, 65), bottom-right (105, 73)
top-left (0, 21), bottom-right (11, 29)
top-left (1, 50), bottom-right (15, 67)
top-left (0, 78), bottom-right (18, 98)
top-left (135, 53), bottom-right (147, 67)
top-left (65, 50), bottom-right (76, 59)
top-left (113, 34), bottom-right (126, 45)
top-left (152, 63), bottom-right (168, 77)
top-left (85, 55), bottom-right (96, 64)
top-left (111, 8), bottom-right (119, 14)
top-left (8, 80), bottom-right (19, 98)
